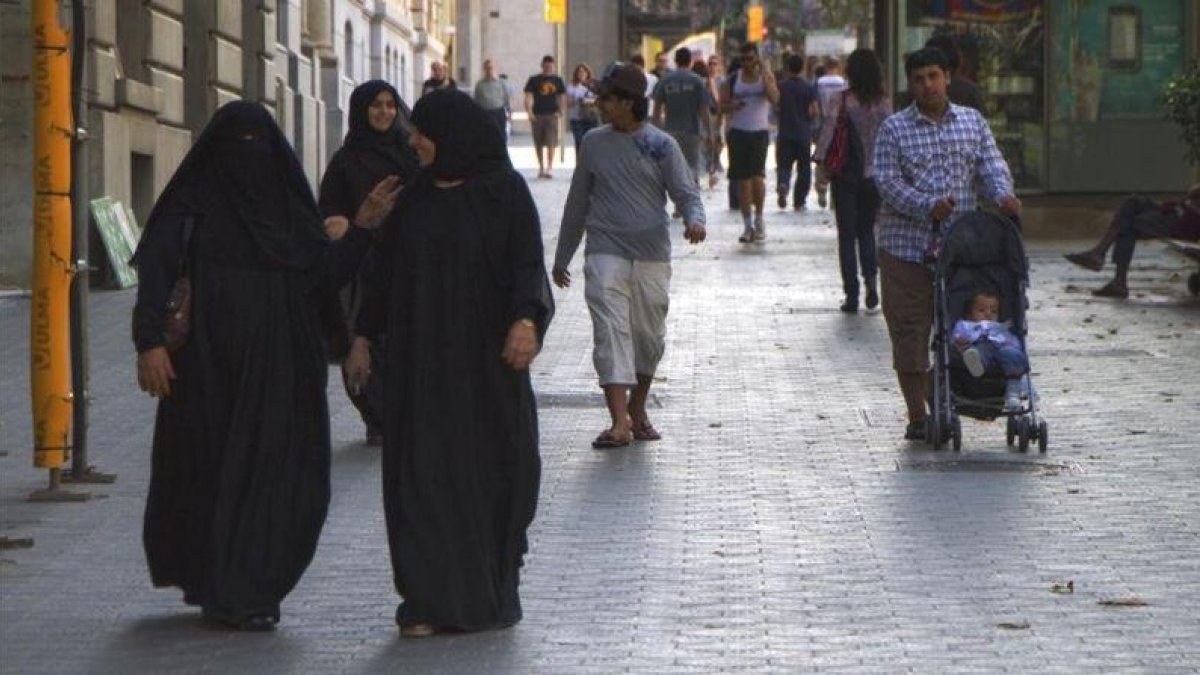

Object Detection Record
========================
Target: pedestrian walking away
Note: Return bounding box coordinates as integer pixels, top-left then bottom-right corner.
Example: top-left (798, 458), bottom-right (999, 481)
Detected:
top-left (524, 55), bottom-right (567, 179)
top-left (873, 47), bottom-right (1020, 442)
top-left (552, 63), bottom-right (707, 449)
top-left (813, 48), bottom-right (892, 313)
top-left (566, 62), bottom-right (600, 157)
top-left (693, 58), bottom-right (724, 190)
top-left (347, 89), bottom-right (554, 638)
top-left (652, 47), bottom-right (712, 188)
top-left (131, 101), bottom-right (397, 631)
top-left (813, 58), bottom-right (848, 209)
top-left (1063, 185), bottom-right (1200, 298)
top-left (474, 58), bottom-right (512, 142)
top-left (318, 80), bottom-right (420, 446)
top-left (721, 42), bottom-right (779, 243)
top-left (630, 54), bottom-right (658, 99)
top-left (774, 53), bottom-right (819, 211)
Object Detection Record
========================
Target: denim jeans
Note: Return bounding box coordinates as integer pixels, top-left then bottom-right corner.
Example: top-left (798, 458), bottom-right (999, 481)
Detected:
top-left (831, 177), bottom-right (880, 298)
top-left (973, 341), bottom-right (1028, 378)
top-left (1111, 196), bottom-right (1177, 267)
top-left (570, 119), bottom-right (598, 157)
top-left (775, 137), bottom-right (812, 206)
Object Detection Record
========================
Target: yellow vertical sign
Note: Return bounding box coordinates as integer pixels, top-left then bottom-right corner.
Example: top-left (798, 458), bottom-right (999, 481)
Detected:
top-left (545, 0), bottom-right (566, 24)
top-left (746, 5), bottom-right (764, 44)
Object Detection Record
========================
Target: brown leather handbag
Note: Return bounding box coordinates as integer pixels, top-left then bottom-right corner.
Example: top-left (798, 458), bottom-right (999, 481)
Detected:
top-left (163, 216), bottom-right (195, 353)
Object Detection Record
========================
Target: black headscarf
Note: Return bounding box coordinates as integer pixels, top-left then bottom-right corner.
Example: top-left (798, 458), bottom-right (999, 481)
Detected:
top-left (134, 101), bottom-right (326, 271)
top-left (409, 88), bottom-right (512, 182)
top-left (344, 80), bottom-right (419, 183)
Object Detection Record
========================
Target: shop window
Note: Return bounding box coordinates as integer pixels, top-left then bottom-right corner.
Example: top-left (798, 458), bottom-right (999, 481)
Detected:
top-left (897, 0), bottom-right (1046, 190)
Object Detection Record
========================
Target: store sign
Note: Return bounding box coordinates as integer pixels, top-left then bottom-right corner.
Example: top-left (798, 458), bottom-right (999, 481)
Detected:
top-left (914, 0), bottom-right (1037, 23)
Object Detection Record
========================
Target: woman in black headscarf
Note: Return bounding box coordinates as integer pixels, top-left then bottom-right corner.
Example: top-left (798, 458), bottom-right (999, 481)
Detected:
top-left (319, 80), bottom-right (419, 445)
top-left (131, 101), bottom-right (397, 631)
top-left (347, 88), bottom-right (554, 637)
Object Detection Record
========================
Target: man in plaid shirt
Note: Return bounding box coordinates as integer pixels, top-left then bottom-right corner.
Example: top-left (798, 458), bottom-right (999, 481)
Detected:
top-left (873, 47), bottom-right (1021, 441)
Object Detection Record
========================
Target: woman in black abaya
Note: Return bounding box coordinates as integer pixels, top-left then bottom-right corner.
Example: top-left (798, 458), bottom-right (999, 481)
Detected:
top-left (319, 80), bottom-right (419, 444)
top-left (132, 101), bottom-right (397, 631)
top-left (348, 89), bottom-right (554, 637)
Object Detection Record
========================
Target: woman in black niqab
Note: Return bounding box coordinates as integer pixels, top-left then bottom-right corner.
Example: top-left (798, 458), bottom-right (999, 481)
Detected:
top-left (319, 80), bottom-right (419, 443)
top-left (132, 101), bottom-right (376, 631)
top-left (352, 89), bottom-right (554, 636)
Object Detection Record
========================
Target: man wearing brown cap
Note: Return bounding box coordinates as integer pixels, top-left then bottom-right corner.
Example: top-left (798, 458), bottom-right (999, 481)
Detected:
top-left (553, 63), bottom-right (707, 449)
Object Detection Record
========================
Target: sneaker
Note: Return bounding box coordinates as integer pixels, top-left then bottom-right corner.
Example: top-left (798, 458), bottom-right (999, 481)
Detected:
top-left (864, 286), bottom-right (879, 310)
top-left (1003, 379), bottom-right (1023, 412)
top-left (962, 347), bottom-right (985, 378)
top-left (738, 226), bottom-right (755, 243)
top-left (753, 216), bottom-right (766, 242)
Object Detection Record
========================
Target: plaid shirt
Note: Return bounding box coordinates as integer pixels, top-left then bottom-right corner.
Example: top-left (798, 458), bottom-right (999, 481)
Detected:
top-left (873, 103), bottom-right (1014, 264)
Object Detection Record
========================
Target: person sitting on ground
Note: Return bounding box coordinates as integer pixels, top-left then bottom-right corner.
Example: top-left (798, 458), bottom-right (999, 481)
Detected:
top-left (951, 290), bottom-right (1028, 412)
top-left (1063, 184), bottom-right (1200, 298)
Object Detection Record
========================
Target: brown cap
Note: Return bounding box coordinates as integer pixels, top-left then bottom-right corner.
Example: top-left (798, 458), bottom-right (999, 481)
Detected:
top-left (597, 64), bottom-right (647, 99)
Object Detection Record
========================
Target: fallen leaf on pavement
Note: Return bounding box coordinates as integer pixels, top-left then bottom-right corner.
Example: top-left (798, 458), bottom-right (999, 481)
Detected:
top-left (1098, 597), bottom-right (1148, 607)
top-left (1050, 581), bottom-right (1075, 594)
top-left (996, 621), bottom-right (1031, 630)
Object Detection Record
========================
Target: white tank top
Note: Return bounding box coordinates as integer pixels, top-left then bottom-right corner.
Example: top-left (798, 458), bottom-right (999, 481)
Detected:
top-left (729, 75), bottom-right (770, 131)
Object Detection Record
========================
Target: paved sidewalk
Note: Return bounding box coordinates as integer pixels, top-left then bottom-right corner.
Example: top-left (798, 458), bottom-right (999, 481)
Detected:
top-left (2, 146), bottom-right (1199, 673)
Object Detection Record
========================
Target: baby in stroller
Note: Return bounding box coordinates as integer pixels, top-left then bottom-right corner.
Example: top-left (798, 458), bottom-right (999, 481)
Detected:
top-left (951, 290), bottom-right (1027, 412)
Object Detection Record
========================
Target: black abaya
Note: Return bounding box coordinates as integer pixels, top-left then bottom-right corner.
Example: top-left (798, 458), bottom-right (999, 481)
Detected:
top-left (132, 102), bottom-right (369, 624)
top-left (356, 90), bottom-right (553, 631)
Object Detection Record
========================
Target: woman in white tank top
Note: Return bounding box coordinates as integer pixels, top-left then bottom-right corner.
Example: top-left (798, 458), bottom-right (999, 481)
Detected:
top-left (720, 43), bottom-right (779, 244)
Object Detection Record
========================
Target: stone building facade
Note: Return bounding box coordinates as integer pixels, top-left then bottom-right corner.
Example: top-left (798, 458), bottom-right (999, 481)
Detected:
top-left (0, 0), bottom-right (452, 287)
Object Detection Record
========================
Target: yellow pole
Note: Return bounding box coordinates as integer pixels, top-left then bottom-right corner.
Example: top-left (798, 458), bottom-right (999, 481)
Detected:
top-left (31, 0), bottom-right (74, 475)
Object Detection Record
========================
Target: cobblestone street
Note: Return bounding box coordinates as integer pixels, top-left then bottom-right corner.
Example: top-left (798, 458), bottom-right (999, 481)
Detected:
top-left (2, 142), bottom-right (1199, 673)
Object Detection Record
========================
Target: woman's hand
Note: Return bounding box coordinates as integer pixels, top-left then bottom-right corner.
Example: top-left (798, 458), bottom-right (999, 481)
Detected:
top-left (344, 336), bottom-right (372, 395)
top-left (137, 346), bottom-right (176, 398)
top-left (323, 216), bottom-right (350, 240)
top-left (502, 320), bottom-right (539, 371)
top-left (354, 175), bottom-right (403, 230)
top-left (552, 267), bottom-right (571, 288)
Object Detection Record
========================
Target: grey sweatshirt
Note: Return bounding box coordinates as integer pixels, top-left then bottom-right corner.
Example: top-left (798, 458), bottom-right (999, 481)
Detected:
top-left (554, 124), bottom-right (705, 268)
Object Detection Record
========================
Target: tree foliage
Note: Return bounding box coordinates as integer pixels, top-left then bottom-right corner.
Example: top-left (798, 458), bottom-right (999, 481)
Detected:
top-left (1162, 61), bottom-right (1200, 167)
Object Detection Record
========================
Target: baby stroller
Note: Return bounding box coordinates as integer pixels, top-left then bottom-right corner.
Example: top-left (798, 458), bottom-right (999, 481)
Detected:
top-left (927, 210), bottom-right (1049, 452)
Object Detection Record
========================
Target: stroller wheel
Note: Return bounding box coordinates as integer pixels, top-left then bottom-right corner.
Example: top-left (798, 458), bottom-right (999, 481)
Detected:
top-left (1017, 417), bottom-right (1031, 453)
top-left (1006, 416), bottom-right (1016, 447)
top-left (951, 416), bottom-right (962, 452)
top-left (1038, 420), bottom-right (1049, 453)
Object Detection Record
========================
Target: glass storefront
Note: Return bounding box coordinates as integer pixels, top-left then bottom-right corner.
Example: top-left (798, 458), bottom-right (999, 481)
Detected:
top-left (896, 1), bottom-right (1046, 191)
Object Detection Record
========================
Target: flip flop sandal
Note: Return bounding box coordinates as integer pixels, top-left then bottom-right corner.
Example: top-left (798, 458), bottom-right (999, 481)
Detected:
top-left (592, 430), bottom-right (632, 449)
top-left (631, 420), bottom-right (661, 441)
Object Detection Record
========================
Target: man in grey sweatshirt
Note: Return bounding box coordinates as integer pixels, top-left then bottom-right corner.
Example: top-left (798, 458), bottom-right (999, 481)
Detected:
top-left (553, 63), bottom-right (707, 449)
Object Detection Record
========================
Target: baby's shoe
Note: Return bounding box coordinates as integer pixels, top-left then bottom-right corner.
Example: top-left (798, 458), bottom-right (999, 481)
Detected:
top-left (1003, 379), bottom-right (1023, 412)
top-left (962, 347), bottom-right (985, 378)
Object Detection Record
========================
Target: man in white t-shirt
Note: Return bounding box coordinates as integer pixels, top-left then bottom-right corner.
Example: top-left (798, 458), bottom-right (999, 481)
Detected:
top-left (814, 57), bottom-right (847, 209)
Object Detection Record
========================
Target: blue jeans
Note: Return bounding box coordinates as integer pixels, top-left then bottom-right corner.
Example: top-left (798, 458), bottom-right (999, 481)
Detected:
top-left (973, 341), bottom-right (1028, 378)
top-left (1111, 196), bottom-right (1177, 268)
top-left (775, 137), bottom-right (812, 206)
top-left (570, 119), bottom-right (597, 157)
top-left (831, 177), bottom-right (880, 298)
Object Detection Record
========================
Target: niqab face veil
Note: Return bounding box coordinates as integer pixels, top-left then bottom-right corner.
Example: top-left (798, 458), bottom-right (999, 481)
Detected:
top-left (409, 88), bottom-right (512, 182)
top-left (135, 101), bottom-right (326, 270)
